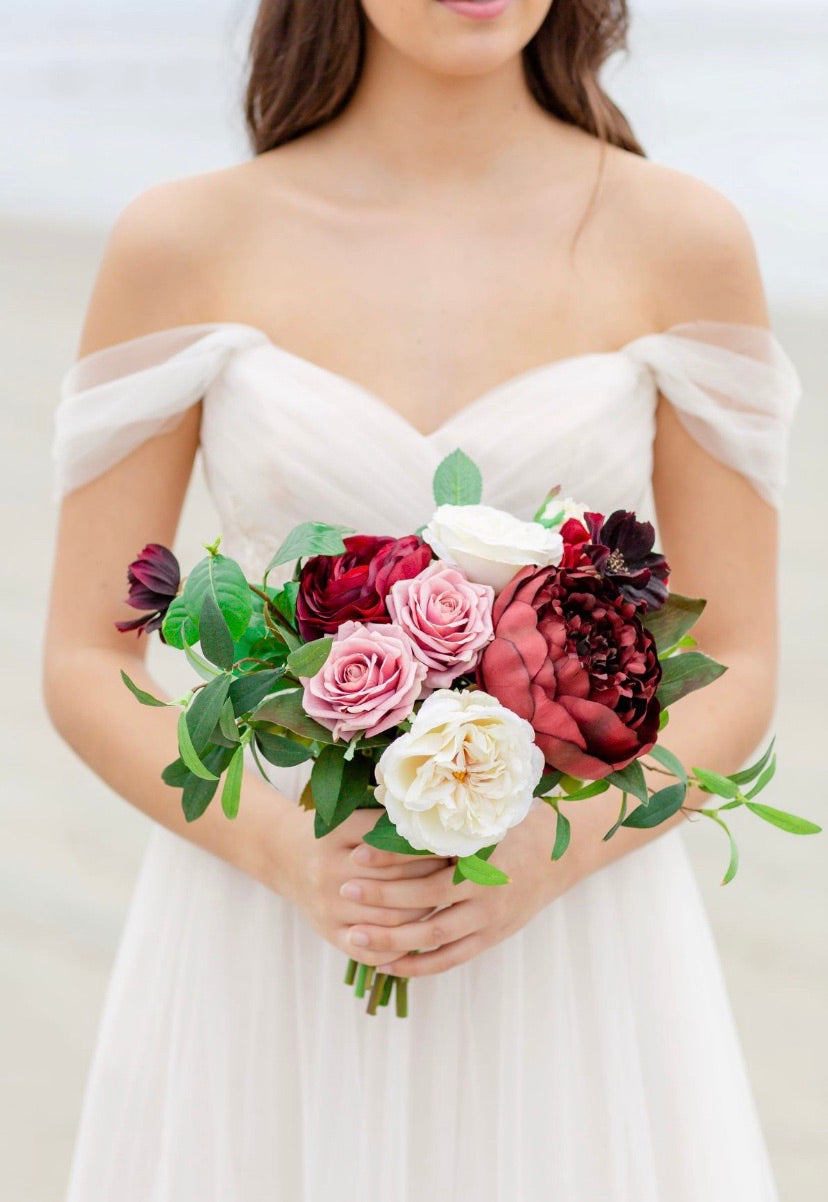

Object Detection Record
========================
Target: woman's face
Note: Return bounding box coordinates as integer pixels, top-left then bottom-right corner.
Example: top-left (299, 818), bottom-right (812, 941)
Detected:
top-left (359, 0), bottom-right (554, 78)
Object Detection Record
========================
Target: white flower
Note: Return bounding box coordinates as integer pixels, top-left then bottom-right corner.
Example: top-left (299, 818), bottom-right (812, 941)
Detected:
top-left (374, 689), bottom-right (545, 858)
top-left (422, 503), bottom-right (563, 593)
top-left (539, 495), bottom-right (589, 529)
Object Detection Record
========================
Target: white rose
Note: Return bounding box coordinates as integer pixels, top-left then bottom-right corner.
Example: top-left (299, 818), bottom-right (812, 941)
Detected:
top-left (374, 688), bottom-right (545, 858)
top-left (422, 503), bottom-right (563, 593)
top-left (539, 495), bottom-right (589, 529)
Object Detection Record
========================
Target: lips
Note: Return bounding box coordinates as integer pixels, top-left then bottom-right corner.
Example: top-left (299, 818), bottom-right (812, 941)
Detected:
top-left (436, 0), bottom-right (512, 21)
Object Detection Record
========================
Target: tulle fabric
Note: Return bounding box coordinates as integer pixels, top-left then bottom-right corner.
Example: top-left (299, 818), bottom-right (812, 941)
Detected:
top-left (52, 319), bottom-right (800, 1202)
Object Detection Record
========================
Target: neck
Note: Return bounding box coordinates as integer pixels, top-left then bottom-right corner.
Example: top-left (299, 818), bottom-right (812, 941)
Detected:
top-left (332, 30), bottom-right (553, 187)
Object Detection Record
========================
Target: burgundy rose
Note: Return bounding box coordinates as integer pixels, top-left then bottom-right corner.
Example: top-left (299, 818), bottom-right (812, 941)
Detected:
top-left (295, 534), bottom-right (432, 641)
top-left (115, 543), bottom-right (180, 637)
top-left (477, 562), bottom-right (662, 779)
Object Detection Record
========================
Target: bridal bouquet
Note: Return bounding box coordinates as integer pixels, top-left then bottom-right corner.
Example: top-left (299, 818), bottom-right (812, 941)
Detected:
top-left (117, 449), bottom-right (819, 1016)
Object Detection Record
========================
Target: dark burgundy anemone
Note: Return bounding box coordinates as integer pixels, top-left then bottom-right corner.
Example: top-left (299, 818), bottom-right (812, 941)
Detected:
top-left (582, 510), bottom-right (670, 612)
top-left (115, 544), bottom-right (180, 637)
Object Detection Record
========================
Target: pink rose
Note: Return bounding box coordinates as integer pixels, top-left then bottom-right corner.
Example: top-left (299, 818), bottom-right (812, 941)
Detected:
top-left (300, 620), bottom-right (426, 741)
top-left (387, 561), bottom-right (495, 690)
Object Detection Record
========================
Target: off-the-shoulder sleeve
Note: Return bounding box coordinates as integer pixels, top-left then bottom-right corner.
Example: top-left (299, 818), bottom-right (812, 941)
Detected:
top-left (624, 321), bottom-right (801, 508)
top-left (52, 322), bottom-right (269, 499)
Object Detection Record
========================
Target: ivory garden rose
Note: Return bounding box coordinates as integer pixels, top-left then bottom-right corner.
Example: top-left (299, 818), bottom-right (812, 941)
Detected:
top-left (386, 561), bottom-right (494, 689)
top-left (421, 503), bottom-right (563, 593)
top-left (300, 620), bottom-right (426, 741)
top-left (374, 688), bottom-right (545, 857)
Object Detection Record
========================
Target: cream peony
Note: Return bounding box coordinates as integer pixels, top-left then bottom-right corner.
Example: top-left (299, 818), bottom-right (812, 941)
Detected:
top-left (374, 688), bottom-right (545, 857)
top-left (421, 503), bottom-right (563, 593)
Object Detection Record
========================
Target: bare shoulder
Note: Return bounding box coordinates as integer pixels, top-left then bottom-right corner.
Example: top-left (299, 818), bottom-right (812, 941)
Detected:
top-left (598, 149), bottom-right (769, 329)
top-left (77, 162), bottom-right (266, 357)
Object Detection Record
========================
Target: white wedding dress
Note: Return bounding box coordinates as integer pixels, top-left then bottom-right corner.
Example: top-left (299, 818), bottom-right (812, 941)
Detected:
top-left (53, 319), bottom-right (800, 1202)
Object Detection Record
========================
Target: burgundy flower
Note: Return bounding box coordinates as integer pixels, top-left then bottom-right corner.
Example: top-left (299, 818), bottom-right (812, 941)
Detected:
top-left (477, 562), bottom-right (662, 780)
top-left (295, 534), bottom-right (432, 641)
top-left (574, 510), bottom-right (670, 612)
top-left (115, 543), bottom-right (180, 637)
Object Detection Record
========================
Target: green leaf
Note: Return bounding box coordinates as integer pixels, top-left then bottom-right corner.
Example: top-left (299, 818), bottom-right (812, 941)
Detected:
top-left (534, 770), bottom-right (563, 796)
top-left (264, 521), bottom-right (353, 581)
top-left (254, 730), bottom-right (314, 767)
top-left (228, 668), bottom-right (287, 717)
top-left (658, 708), bottom-right (670, 731)
top-left (656, 651), bottom-right (727, 710)
top-left (550, 808), bottom-right (571, 860)
top-left (218, 698), bottom-right (240, 745)
top-left (177, 710), bottom-right (219, 781)
top-left (323, 755), bottom-right (376, 833)
top-left (648, 743), bottom-right (687, 783)
top-left (161, 594), bottom-right (198, 649)
top-left (185, 674), bottom-right (231, 751)
top-left (286, 637), bottom-right (334, 679)
top-left (310, 744), bottom-right (346, 823)
top-left (692, 765), bottom-right (739, 799)
top-left (607, 759), bottom-right (649, 805)
top-left (622, 781), bottom-right (686, 829)
top-left (432, 448), bottom-right (483, 506)
top-left (702, 810), bottom-right (740, 885)
top-left (745, 802), bottom-right (822, 835)
top-left (362, 811), bottom-right (431, 856)
top-left (161, 756), bottom-right (190, 787)
top-left (182, 553), bottom-right (253, 641)
top-left (603, 794), bottom-right (628, 841)
top-left (199, 591), bottom-right (235, 670)
top-left (183, 643), bottom-right (221, 682)
top-left (642, 593), bottom-right (706, 655)
top-left (120, 669), bottom-right (168, 707)
top-left (221, 743), bottom-right (245, 819)
top-left (253, 688), bottom-right (336, 743)
top-left (559, 779), bottom-right (610, 802)
top-left (729, 738), bottom-right (776, 786)
top-left (744, 755), bottom-right (777, 800)
top-left (179, 745), bottom-right (233, 822)
top-left (272, 580), bottom-right (300, 625)
top-left (455, 853), bottom-right (510, 886)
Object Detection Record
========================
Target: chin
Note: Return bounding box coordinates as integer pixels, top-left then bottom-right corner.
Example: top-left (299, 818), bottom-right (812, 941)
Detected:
top-left (361, 0), bottom-right (553, 77)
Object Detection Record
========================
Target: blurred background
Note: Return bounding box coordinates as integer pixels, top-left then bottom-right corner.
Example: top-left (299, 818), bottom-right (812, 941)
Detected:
top-left (1, 1), bottom-right (826, 1199)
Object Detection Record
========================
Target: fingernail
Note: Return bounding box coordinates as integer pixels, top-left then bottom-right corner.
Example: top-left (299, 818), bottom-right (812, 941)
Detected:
top-left (352, 845), bottom-right (371, 864)
top-left (340, 881), bottom-right (362, 901)
top-left (349, 930), bottom-right (370, 947)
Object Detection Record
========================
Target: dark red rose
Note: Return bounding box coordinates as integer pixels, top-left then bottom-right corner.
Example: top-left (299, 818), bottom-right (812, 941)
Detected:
top-left (115, 543), bottom-right (180, 637)
top-left (477, 562), bottom-right (662, 779)
top-left (295, 534), bottom-right (432, 641)
top-left (559, 516), bottom-right (592, 568)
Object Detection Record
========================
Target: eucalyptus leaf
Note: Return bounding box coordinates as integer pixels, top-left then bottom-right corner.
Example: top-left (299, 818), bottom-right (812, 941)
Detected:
top-left (199, 591), bottom-right (235, 670)
top-left (310, 744), bottom-right (346, 823)
top-left (253, 689), bottom-right (336, 743)
top-left (221, 743), bottom-right (245, 819)
top-left (228, 668), bottom-right (287, 717)
top-left (161, 594), bottom-right (198, 649)
top-left (177, 710), bottom-right (219, 781)
top-left (286, 637), bottom-right (334, 679)
top-left (182, 553), bottom-right (252, 640)
top-left (161, 756), bottom-right (190, 787)
top-left (729, 738), bottom-right (776, 786)
top-left (218, 698), bottom-right (241, 745)
top-left (744, 756), bottom-right (778, 800)
top-left (648, 743), bottom-right (688, 783)
top-left (254, 730), bottom-right (315, 767)
top-left (642, 593), bottom-right (705, 655)
top-left (363, 811), bottom-right (430, 856)
top-left (325, 754), bottom-right (376, 832)
top-left (692, 766), bottom-right (739, 799)
top-left (432, 448), bottom-right (483, 506)
top-left (550, 809), bottom-right (571, 860)
top-left (264, 521), bottom-right (353, 581)
top-left (185, 674), bottom-right (231, 751)
top-left (622, 781), bottom-right (686, 829)
top-left (656, 651), bottom-right (727, 710)
top-left (180, 745), bottom-right (233, 822)
top-left (607, 759), bottom-right (649, 805)
top-left (120, 669), bottom-right (168, 708)
top-left (745, 802), bottom-right (821, 835)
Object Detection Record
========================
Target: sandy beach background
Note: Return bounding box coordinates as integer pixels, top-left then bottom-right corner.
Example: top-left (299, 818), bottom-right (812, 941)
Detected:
top-left (1, 3), bottom-right (826, 1200)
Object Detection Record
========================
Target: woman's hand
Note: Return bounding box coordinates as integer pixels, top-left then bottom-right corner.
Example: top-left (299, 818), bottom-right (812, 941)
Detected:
top-left (340, 801), bottom-right (575, 977)
top-left (271, 804), bottom-right (452, 959)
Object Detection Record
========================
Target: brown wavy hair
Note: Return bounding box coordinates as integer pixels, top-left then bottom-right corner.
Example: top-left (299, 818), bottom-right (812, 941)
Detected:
top-left (245, 0), bottom-right (643, 157)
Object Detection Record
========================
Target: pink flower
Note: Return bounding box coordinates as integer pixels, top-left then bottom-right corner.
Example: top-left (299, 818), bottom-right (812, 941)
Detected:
top-left (386, 561), bottom-right (495, 690)
top-left (300, 620), bottom-right (426, 741)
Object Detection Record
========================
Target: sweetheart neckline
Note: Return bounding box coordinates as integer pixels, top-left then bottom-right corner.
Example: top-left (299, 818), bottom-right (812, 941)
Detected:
top-left (216, 320), bottom-right (648, 440)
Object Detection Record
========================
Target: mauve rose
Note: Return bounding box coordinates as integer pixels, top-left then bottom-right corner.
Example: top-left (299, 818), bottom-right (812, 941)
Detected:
top-left (295, 535), bottom-right (432, 641)
top-left (386, 561), bottom-right (494, 690)
top-left (477, 562), bottom-right (662, 779)
top-left (300, 620), bottom-right (426, 741)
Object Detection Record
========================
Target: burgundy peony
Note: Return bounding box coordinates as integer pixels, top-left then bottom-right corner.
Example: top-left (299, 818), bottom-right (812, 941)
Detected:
top-left (295, 534), bottom-right (432, 641)
top-left (477, 562), bottom-right (662, 779)
top-left (115, 543), bottom-right (180, 637)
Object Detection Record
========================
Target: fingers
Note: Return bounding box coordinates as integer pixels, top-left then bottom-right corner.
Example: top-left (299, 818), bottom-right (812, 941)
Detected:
top-left (376, 933), bottom-right (485, 978)
top-left (345, 900), bottom-right (480, 965)
top-left (348, 841), bottom-right (451, 878)
top-left (337, 901), bottom-right (433, 928)
top-left (339, 866), bottom-right (466, 911)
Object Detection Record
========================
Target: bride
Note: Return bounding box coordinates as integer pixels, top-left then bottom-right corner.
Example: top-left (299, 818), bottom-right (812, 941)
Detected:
top-left (45, 2), bottom-right (800, 1199)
